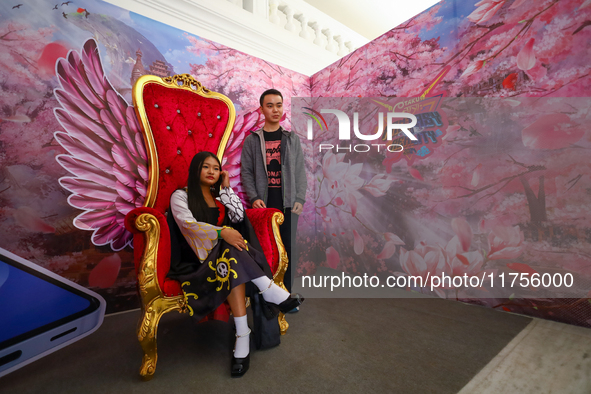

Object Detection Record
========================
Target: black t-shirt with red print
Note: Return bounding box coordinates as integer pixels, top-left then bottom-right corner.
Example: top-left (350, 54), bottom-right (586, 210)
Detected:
top-left (264, 128), bottom-right (282, 210)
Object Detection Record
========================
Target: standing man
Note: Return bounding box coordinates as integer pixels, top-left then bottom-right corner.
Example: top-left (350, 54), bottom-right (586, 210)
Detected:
top-left (240, 89), bottom-right (307, 295)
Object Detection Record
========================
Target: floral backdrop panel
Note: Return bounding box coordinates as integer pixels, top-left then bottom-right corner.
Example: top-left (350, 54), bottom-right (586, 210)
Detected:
top-left (0, 0), bottom-right (309, 312)
top-left (303, 0), bottom-right (591, 327)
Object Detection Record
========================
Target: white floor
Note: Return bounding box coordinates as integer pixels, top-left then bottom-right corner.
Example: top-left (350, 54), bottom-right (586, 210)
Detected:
top-left (458, 318), bottom-right (591, 394)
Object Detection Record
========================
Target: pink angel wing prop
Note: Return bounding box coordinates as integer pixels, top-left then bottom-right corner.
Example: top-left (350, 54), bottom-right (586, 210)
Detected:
top-left (221, 108), bottom-right (267, 206)
top-left (53, 38), bottom-right (148, 251)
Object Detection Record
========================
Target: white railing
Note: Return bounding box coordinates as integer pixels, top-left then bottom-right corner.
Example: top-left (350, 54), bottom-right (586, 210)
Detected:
top-left (226, 0), bottom-right (366, 56)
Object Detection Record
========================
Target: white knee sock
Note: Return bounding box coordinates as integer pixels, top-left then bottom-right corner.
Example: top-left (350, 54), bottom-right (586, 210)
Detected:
top-left (251, 276), bottom-right (289, 304)
top-left (233, 315), bottom-right (250, 358)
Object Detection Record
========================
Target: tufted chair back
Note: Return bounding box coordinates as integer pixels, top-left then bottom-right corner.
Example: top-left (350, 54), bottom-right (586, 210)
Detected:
top-left (129, 74), bottom-right (235, 294)
top-left (133, 74), bottom-right (235, 214)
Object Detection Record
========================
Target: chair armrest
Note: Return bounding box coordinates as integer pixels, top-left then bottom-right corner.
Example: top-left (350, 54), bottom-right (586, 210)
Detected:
top-left (125, 207), bottom-right (171, 298)
top-left (245, 208), bottom-right (288, 282)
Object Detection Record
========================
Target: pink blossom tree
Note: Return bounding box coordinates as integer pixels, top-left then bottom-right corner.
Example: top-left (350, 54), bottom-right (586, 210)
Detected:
top-left (186, 35), bottom-right (309, 121)
top-left (311, 5), bottom-right (445, 97)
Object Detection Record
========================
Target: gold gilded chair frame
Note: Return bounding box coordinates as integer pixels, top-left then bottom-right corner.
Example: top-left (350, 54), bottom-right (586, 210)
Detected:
top-left (131, 74), bottom-right (290, 380)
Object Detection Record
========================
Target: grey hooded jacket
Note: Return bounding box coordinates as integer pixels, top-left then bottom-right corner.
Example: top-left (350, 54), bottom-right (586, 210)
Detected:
top-left (240, 127), bottom-right (307, 208)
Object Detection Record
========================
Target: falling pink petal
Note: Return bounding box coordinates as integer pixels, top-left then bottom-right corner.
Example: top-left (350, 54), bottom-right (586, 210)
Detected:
top-left (451, 218), bottom-right (472, 252)
top-left (353, 230), bottom-right (364, 255)
top-left (517, 38), bottom-right (536, 71)
top-left (13, 207), bottom-right (55, 234)
top-left (455, 254), bottom-right (470, 266)
top-left (409, 167), bottom-right (423, 181)
top-left (467, 0), bottom-right (504, 24)
top-left (460, 60), bottom-right (485, 78)
top-left (347, 193), bottom-right (358, 217)
top-left (502, 73), bottom-right (518, 90)
top-left (522, 113), bottom-right (584, 150)
top-left (384, 232), bottom-right (405, 245)
top-left (377, 241), bottom-right (397, 259)
top-left (88, 253), bottom-right (121, 288)
top-left (335, 197), bottom-right (344, 206)
top-left (2, 114), bottom-right (31, 123)
top-left (326, 246), bottom-right (340, 269)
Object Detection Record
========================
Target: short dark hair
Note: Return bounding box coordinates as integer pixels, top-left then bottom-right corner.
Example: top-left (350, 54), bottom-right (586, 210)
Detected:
top-left (259, 89), bottom-right (283, 107)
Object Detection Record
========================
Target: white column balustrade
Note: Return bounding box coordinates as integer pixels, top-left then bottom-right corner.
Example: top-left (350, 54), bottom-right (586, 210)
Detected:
top-left (224, 0), bottom-right (364, 57)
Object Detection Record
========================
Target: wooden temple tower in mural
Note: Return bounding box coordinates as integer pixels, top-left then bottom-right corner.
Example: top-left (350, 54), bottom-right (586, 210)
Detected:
top-left (149, 60), bottom-right (170, 78)
top-left (130, 48), bottom-right (171, 86)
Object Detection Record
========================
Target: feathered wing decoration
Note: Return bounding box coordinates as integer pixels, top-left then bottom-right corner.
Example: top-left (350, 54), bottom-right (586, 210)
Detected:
top-left (54, 38), bottom-right (148, 251)
top-left (54, 39), bottom-right (270, 250)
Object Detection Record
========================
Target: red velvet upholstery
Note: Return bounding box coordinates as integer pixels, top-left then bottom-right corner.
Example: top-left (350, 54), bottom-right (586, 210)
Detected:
top-left (245, 208), bottom-right (281, 274)
top-left (162, 278), bottom-right (183, 297)
top-left (141, 83), bottom-right (230, 214)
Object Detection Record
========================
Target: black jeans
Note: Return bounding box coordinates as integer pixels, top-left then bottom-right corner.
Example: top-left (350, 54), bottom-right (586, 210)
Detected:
top-left (280, 208), bottom-right (299, 293)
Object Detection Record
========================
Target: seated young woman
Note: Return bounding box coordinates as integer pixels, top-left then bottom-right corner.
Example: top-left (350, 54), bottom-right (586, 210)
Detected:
top-left (168, 151), bottom-right (303, 377)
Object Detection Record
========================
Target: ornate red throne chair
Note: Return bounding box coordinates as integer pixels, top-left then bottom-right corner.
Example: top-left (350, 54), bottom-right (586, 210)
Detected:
top-left (124, 74), bottom-right (289, 380)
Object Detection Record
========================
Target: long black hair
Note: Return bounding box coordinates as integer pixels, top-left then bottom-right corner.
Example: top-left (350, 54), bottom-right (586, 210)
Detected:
top-left (186, 151), bottom-right (223, 222)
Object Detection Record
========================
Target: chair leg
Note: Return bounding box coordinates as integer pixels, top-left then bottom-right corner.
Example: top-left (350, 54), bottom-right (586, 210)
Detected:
top-left (137, 305), bottom-right (163, 380)
top-left (137, 295), bottom-right (187, 380)
top-left (278, 312), bottom-right (289, 335)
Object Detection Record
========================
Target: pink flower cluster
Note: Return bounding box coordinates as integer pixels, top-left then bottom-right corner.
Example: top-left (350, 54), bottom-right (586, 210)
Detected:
top-left (399, 218), bottom-right (525, 294)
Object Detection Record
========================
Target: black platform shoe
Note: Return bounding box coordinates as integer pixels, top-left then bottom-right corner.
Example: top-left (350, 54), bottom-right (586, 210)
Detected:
top-left (231, 354), bottom-right (250, 378)
top-left (261, 293), bottom-right (305, 319)
top-left (231, 329), bottom-right (251, 378)
top-left (276, 293), bottom-right (305, 313)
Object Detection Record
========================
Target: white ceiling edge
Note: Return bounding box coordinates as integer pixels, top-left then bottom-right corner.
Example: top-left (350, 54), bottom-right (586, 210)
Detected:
top-left (103, 0), bottom-right (354, 76)
top-left (303, 0), bottom-right (443, 41)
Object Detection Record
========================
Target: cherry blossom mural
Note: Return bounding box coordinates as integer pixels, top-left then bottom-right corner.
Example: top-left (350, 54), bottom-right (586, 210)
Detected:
top-left (0, 0), bottom-right (308, 312)
top-left (301, 0), bottom-right (591, 327)
top-left (186, 36), bottom-right (309, 121)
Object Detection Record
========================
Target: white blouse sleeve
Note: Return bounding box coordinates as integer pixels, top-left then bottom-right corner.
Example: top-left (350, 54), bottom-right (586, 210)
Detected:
top-left (217, 187), bottom-right (244, 224)
top-left (170, 189), bottom-right (220, 262)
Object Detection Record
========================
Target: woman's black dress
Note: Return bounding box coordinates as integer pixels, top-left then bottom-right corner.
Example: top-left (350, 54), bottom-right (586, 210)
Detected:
top-left (167, 206), bottom-right (273, 322)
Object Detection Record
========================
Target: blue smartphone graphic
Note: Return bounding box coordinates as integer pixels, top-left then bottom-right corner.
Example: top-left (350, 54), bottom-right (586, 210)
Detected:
top-left (0, 248), bottom-right (106, 378)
